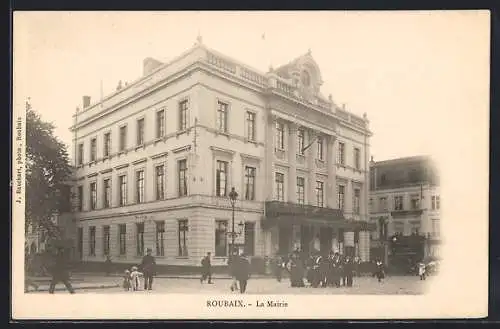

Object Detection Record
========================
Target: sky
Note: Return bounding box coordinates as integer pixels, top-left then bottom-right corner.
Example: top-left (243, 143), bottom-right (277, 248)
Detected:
top-left (13, 11), bottom-right (489, 164)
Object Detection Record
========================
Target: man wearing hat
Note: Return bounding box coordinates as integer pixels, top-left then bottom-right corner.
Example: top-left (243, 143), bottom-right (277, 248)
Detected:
top-left (140, 248), bottom-right (156, 290)
top-left (48, 246), bottom-right (75, 294)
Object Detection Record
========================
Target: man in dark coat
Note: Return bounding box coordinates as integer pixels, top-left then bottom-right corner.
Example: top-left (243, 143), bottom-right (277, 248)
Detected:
top-left (140, 248), bottom-right (156, 290)
top-left (234, 253), bottom-right (251, 293)
top-left (344, 256), bottom-right (354, 287)
top-left (201, 252), bottom-right (213, 284)
top-left (48, 247), bottom-right (75, 294)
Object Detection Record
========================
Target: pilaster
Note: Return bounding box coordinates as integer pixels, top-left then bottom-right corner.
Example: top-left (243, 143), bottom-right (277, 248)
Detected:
top-left (326, 135), bottom-right (337, 208)
top-left (307, 129), bottom-right (318, 205)
top-left (288, 122), bottom-right (298, 203)
top-left (264, 112), bottom-right (275, 201)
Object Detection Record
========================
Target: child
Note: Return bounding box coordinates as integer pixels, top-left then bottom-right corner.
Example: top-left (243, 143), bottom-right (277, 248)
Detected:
top-left (122, 270), bottom-right (131, 291)
top-left (418, 262), bottom-right (426, 280)
top-left (130, 266), bottom-right (144, 291)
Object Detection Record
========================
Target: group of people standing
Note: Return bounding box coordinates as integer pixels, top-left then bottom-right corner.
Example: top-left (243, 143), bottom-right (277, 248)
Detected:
top-left (273, 249), bottom-right (367, 288)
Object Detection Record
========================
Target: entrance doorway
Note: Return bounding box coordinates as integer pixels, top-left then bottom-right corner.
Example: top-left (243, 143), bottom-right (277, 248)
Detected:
top-left (319, 227), bottom-right (333, 253)
top-left (278, 226), bottom-right (292, 255)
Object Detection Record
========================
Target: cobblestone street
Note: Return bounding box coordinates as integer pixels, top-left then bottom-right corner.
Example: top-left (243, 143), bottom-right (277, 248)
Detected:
top-left (29, 274), bottom-right (430, 295)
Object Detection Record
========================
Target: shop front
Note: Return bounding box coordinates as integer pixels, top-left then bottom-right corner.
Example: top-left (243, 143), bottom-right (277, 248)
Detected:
top-left (263, 201), bottom-right (376, 261)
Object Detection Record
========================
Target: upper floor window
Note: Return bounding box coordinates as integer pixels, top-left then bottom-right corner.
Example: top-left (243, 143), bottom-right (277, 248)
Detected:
top-left (379, 196), bottom-right (388, 212)
top-left (216, 160), bottom-right (228, 197)
top-left (337, 142), bottom-right (345, 165)
top-left (89, 182), bottom-right (97, 210)
top-left (155, 165), bottom-right (165, 200)
top-left (103, 178), bottom-right (111, 208)
top-left (337, 185), bottom-right (345, 210)
top-left (119, 125), bottom-right (127, 152)
top-left (156, 109), bottom-right (165, 138)
top-left (103, 132), bottom-right (111, 157)
top-left (137, 118), bottom-right (145, 146)
top-left (275, 172), bottom-right (285, 201)
top-left (394, 195), bottom-right (404, 211)
top-left (119, 174), bottom-right (127, 206)
top-left (217, 101), bottom-right (228, 133)
top-left (297, 129), bottom-right (305, 155)
top-left (136, 170), bottom-right (145, 203)
top-left (410, 194), bottom-right (420, 210)
top-left (354, 147), bottom-right (361, 170)
top-left (431, 195), bottom-right (441, 210)
top-left (90, 138), bottom-right (97, 162)
top-left (353, 188), bottom-right (361, 214)
top-left (178, 159), bottom-right (188, 197)
top-left (297, 177), bottom-right (305, 205)
top-left (317, 136), bottom-right (324, 160)
top-left (179, 99), bottom-right (188, 131)
top-left (77, 143), bottom-right (84, 165)
top-left (315, 181), bottom-right (324, 207)
top-left (246, 111), bottom-right (256, 141)
top-left (275, 121), bottom-right (285, 150)
top-left (244, 166), bottom-right (256, 201)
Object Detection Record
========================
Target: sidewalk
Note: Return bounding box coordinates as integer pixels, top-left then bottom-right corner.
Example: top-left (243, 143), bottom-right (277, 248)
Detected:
top-left (26, 282), bottom-right (120, 293)
top-left (73, 272), bottom-right (271, 279)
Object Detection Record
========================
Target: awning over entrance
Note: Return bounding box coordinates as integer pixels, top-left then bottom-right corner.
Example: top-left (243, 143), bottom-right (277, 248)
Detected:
top-left (263, 201), bottom-right (376, 231)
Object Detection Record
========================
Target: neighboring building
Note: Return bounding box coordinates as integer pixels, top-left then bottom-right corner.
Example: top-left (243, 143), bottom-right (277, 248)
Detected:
top-left (69, 37), bottom-right (374, 268)
top-left (368, 155), bottom-right (441, 268)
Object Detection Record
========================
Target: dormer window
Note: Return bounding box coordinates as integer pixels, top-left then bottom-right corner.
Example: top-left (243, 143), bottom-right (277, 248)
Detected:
top-left (301, 70), bottom-right (311, 87)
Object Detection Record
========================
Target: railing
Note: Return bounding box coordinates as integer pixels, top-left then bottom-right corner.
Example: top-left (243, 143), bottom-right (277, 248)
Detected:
top-left (276, 80), bottom-right (294, 96)
top-left (351, 116), bottom-right (366, 128)
top-left (207, 52), bottom-right (237, 74)
top-left (240, 67), bottom-right (267, 86)
top-left (265, 200), bottom-right (344, 219)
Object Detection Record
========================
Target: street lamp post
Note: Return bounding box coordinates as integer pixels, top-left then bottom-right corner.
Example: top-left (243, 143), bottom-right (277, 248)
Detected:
top-left (228, 187), bottom-right (244, 255)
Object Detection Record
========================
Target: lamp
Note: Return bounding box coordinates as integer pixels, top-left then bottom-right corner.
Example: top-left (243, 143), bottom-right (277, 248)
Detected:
top-left (228, 187), bottom-right (243, 255)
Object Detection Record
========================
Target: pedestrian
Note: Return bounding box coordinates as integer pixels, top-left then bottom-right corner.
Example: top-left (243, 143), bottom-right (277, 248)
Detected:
top-left (418, 261), bottom-right (426, 280)
top-left (48, 246), bottom-right (75, 294)
top-left (375, 259), bottom-right (385, 283)
top-left (122, 270), bottom-right (132, 291)
top-left (140, 248), bottom-right (156, 290)
top-left (130, 266), bottom-right (144, 291)
top-left (104, 255), bottom-right (113, 276)
top-left (227, 250), bottom-right (238, 291)
top-left (344, 256), bottom-right (354, 287)
top-left (274, 255), bottom-right (285, 283)
top-left (200, 252), bottom-right (213, 284)
top-left (234, 252), bottom-right (251, 293)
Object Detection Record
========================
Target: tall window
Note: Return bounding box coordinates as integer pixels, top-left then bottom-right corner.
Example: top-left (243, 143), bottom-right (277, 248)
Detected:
top-left (103, 178), bottom-right (111, 208)
top-left (217, 101), bottom-right (228, 133)
top-left (338, 185), bottom-right (345, 210)
top-left (432, 196), bottom-right (441, 210)
top-left (104, 132), bottom-right (111, 157)
top-left (89, 226), bottom-right (96, 256)
top-left (275, 173), bottom-right (285, 201)
top-left (103, 225), bottom-right (110, 255)
top-left (155, 221), bottom-right (165, 257)
top-left (137, 118), bottom-right (145, 146)
top-left (410, 194), bottom-right (420, 210)
top-left (119, 224), bottom-right (126, 255)
top-left (432, 219), bottom-right (440, 237)
top-left (316, 181), bottom-right (324, 207)
top-left (353, 188), bottom-right (361, 214)
top-left (77, 143), bottom-right (84, 165)
top-left (136, 222), bottom-right (144, 256)
top-left (215, 220), bottom-right (228, 256)
top-left (136, 170), bottom-right (145, 203)
top-left (119, 175), bottom-right (127, 206)
top-left (337, 142), bottom-right (345, 165)
top-left (246, 111), bottom-right (255, 141)
top-left (90, 138), bottom-right (97, 162)
top-left (179, 99), bottom-right (188, 131)
top-left (275, 121), bottom-right (284, 150)
top-left (178, 159), bottom-right (188, 196)
top-left (76, 185), bottom-right (83, 211)
top-left (244, 166), bottom-right (256, 201)
top-left (317, 136), bottom-right (324, 160)
top-left (119, 125), bottom-right (127, 151)
top-left (297, 177), bottom-right (305, 204)
top-left (354, 148), bottom-right (361, 170)
top-left (394, 195), bottom-right (404, 211)
top-left (178, 219), bottom-right (188, 256)
top-left (90, 182), bottom-right (97, 210)
top-left (156, 109), bottom-right (165, 138)
top-left (297, 129), bottom-right (305, 155)
top-left (216, 160), bottom-right (228, 197)
top-left (379, 197), bottom-right (388, 211)
top-left (155, 165), bottom-right (165, 200)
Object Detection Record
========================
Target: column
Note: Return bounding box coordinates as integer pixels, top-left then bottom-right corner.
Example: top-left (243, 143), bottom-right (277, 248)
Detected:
top-left (288, 123), bottom-right (298, 203)
top-left (326, 135), bottom-right (337, 208)
top-left (359, 230), bottom-right (370, 262)
top-left (307, 129), bottom-right (318, 205)
top-left (264, 112), bottom-right (275, 201)
top-left (345, 179), bottom-right (353, 218)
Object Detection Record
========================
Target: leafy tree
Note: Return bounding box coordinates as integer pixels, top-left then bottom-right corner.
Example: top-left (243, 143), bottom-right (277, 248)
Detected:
top-left (25, 100), bottom-right (72, 241)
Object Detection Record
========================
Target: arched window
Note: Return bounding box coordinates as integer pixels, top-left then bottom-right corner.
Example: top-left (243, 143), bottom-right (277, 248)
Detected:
top-left (301, 70), bottom-right (311, 87)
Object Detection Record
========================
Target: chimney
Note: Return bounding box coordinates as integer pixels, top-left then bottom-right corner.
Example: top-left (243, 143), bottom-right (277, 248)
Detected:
top-left (82, 95), bottom-right (91, 108)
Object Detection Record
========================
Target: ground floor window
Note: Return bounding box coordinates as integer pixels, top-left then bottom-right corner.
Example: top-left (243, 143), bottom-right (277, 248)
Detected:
top-left (215, 220), bottom-right (228, 256)
top-left (244, 222), bottom-right (255, 256)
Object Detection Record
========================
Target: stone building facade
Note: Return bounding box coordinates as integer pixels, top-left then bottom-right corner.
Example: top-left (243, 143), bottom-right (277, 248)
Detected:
top-left (70, 37), bottom-right (374, 268)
